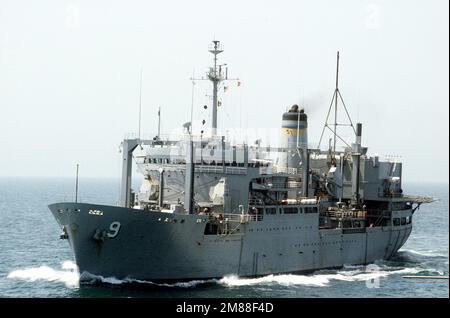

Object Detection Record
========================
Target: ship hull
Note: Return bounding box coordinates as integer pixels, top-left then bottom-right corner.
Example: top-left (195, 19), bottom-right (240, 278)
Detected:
top-left (49, 202), bottom-right (412, 282)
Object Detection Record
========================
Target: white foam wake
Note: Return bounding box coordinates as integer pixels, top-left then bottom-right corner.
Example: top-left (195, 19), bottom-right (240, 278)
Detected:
top-left (7, 261), bottom-right (79, 288)
top-left (219, 274), bottom-right (330, 287)
top-left (79, 271), bottom-right (218, 288)
top-left (219, 266), bottom-right (423, 287)
top-left (7, 261), bottom-right (430, 289)
top-left (403, 249), bottom-right (448, 258)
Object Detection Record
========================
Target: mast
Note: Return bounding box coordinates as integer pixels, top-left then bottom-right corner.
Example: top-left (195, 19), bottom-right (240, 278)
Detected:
top-left (351, 123), bottom-right (362, 207)
top-left (333, 52), bottom-right (339, 154)
top-left (157, 106), bottom-right (161, 139)
top-left (191, 41), bottom-right (238, 136)
top-left (138, 67), bottom-right (143, 139)
top-left (208, 40), bottom-right (224, 135)
top-left (75, 163), bottom-right (79, 203)
top-left (317, 51), bottom-right (356, 155)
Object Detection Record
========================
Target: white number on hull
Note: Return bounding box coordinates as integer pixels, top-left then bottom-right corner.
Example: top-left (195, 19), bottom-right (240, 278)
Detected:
top-left (107, 221), bottom-right (121, 238)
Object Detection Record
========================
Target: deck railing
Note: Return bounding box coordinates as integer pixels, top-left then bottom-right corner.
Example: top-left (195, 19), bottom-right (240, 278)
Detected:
top-left (211, 213), bottom-right (263, 223)
top-left (272, 166), bottom-right (299, 175)
top-left (324, 210), bottom-right (368, 219)
top-left (378, 191), bottom-right (404, 198)
top-left (267, 181), bottom-right (302, 189)
top-left (225, 167), bottom-right (247, 175)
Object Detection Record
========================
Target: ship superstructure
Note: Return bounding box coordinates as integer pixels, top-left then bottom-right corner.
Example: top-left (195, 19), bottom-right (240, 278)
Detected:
top-left (49, 41), bottom-right (435, 282)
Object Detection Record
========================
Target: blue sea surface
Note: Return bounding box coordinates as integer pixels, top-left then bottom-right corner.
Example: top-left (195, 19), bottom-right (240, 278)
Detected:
top-left (0, 177), bottom-right (448, 298)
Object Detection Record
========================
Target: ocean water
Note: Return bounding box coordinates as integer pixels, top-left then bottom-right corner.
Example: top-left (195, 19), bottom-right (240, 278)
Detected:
top-left (0, 177), bottom-right (448, 298)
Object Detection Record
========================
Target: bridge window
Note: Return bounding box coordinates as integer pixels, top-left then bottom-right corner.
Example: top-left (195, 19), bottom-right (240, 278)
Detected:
top-left (283, 207), bottom-right (298, 214)
top-left (401, 217), bottom-right (406, 225)
top-left (393, 218), bottom-right (400, 226)
top-left (406, 216), bottom-right (411, 224)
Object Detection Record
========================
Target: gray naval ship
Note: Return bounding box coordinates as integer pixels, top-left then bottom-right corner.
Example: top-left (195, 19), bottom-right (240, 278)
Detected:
top-left (49, 41), bottom-right (435, 282)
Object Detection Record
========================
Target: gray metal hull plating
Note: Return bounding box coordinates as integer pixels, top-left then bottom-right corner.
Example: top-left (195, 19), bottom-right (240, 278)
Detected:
top-left (49, 202), bottom-right (412, 282)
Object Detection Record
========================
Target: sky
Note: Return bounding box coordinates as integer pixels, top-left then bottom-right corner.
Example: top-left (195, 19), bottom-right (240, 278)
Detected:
top-left (0, 0), bottom-right (448, 183)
